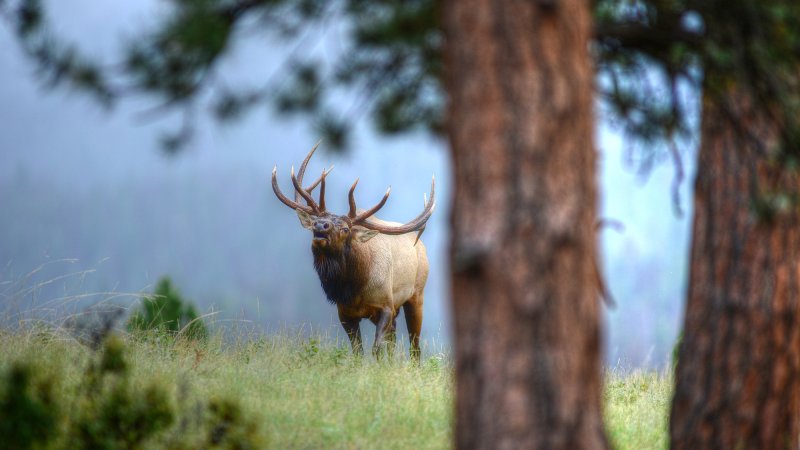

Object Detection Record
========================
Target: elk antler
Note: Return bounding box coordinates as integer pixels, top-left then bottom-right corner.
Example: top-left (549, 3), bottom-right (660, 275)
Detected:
top-left (271, 142), bottom-right (331, 214)
top-left (347, 178), bottom-right (360, 218)
top-left (347, 179), bottom-right (391, 223)
top-left (273, 143), bottom-right (435, 240)
top-left (317, 169), bottom-right (327, 212)
top-left (350, 176), bottom-right (436, 240)
top-left (272, 167), bottom-right (313, 213)
top-left (305, 165), bottom-right (334, 194)
top-left (294, 141), bottom-right (320, 204)
top-left (291, 166), bottom-right (321, 213)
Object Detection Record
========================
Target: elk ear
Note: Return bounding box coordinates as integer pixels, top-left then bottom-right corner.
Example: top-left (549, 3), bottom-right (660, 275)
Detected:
top-left (296, 209), bottom-right (314, 230)
top-left (354, 228), bottom-right (379, 243)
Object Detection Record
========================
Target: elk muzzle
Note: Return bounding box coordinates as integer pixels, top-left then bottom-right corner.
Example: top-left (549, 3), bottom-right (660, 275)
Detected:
top-left (312, 220), bottom-right (333, 245)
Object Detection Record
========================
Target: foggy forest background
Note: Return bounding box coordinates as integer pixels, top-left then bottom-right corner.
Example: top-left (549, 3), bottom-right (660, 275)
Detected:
top-left (0, 0), bottom-right (692, 368)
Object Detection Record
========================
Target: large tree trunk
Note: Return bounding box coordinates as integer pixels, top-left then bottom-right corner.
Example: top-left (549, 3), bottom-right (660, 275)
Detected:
top-left (670, 90), bottom-right (800, 449)
top-left (443, 1), bottom-right (607, 448)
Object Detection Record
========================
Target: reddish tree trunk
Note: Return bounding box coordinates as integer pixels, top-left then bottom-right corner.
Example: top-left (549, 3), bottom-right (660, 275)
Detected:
top-left (670, 91), bottom-right (800, 449)
top-left (443, 1), bottom-right (608, 448)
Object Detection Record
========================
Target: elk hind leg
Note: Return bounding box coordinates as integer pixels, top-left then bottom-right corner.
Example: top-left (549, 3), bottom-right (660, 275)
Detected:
top-left (372, 308), bottom-right (394, 360)
top-left (403, 296), bottom-right (423, 362)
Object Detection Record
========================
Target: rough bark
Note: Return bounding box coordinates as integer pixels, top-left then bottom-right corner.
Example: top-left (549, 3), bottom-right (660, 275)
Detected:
top-left (670, 90), bottom-right (800, 449)
top-left (443, 1), bottom-right (607, 449)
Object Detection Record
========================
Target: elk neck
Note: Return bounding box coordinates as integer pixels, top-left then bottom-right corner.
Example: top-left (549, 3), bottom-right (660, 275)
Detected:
top-left (311, 238), bottom-right (370, 306)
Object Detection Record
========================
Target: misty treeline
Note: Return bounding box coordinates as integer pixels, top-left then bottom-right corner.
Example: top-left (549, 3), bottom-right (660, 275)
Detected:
top-left (0, 164), bottom-right (324, 324)
top-left (4, 0), bottom-right (800, 449)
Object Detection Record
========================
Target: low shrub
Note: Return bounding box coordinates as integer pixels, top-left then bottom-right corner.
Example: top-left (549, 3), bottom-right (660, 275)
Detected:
top-left (127, 277), bottom-right (207, 340)
top-left (0, 333), bottom-right (265, 450)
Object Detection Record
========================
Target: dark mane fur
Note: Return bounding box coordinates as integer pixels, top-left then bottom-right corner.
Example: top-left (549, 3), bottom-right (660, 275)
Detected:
top-left (312, 242), bottom-right (368, 306)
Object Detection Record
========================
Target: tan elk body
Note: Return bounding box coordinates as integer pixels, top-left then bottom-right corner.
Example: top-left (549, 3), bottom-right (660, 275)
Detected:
top-left (272, 144), bottom-right (434, 359)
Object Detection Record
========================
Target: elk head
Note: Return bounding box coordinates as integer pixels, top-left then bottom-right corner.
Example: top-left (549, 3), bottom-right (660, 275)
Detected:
top-left (271, 143), bottom-right (435, 253)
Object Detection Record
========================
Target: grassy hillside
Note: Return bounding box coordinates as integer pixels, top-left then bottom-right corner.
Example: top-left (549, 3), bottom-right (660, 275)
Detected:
top-left (0, 330), bottom-right (670, 449)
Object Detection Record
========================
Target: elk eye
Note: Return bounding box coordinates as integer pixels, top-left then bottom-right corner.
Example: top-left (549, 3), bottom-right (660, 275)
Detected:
top-left (342, 228), bottom-right (349, 233)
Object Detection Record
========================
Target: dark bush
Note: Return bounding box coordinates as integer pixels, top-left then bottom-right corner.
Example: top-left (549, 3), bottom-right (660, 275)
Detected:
top-left (205, 398), bottom-right (266, 449)
top-left (0, 363), bottom-right (59, 450)
top-left (71, 335), bottom-right (175, 450)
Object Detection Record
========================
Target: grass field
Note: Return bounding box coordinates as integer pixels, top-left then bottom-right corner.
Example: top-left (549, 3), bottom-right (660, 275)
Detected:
top-left (0, 330), bottom-right (671, 449)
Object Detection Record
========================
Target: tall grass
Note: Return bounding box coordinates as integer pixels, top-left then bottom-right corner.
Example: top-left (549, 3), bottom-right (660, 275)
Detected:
top-left (0, 328), bottom-right (673, 449)
top-left (605, 369), bottom-right (672, 449)
top-left (0, 330), bottom-right (452, 449)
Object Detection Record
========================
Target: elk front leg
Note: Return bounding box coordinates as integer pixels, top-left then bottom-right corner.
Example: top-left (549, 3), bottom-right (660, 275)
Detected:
top-left (372, 308), bottom-right (394, 359)
top-left (386, 316), bottom-right (397, 358)
top-left (338, 311), bottom-right (362, 356)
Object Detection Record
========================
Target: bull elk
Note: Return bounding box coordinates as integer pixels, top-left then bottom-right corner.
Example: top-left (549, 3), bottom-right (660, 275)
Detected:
top-left (271, 143), bottom-right (435, 360)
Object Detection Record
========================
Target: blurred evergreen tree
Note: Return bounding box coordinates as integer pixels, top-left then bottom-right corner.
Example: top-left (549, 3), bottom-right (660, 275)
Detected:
top-left (128, 277), bottom-right (208, 340)
top-left (595, 2), bottom-right (800, 448)
top-left (4, 0), bottom-right (800, 163)
top-left (0, 0), bottom-right (443, 152)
